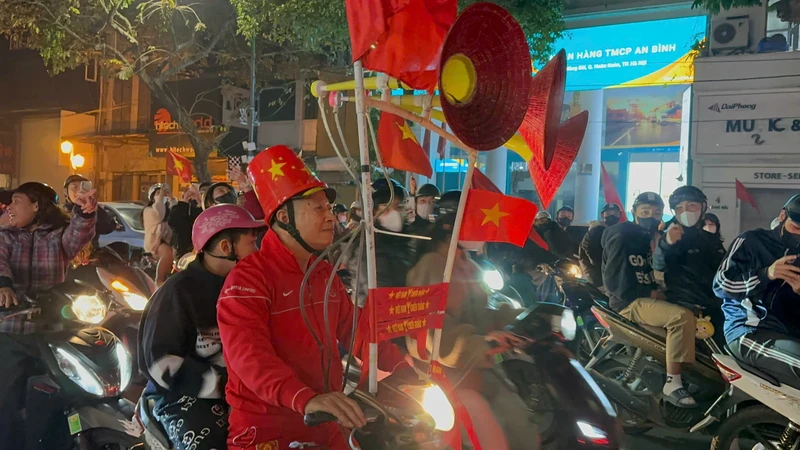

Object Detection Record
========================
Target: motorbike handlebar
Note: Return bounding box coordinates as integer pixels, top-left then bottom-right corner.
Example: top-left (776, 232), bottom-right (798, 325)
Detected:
top-left (304, 411), bottom-right (338, 427)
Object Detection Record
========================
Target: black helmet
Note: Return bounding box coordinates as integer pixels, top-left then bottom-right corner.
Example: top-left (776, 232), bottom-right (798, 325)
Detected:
top-left (371, 178), bottom-right (406, 205)
top-left (601, 203), bottom-right (622, 213)
top-left (202, 182), bottom-right (236, 210)
top-left (668, 185), bottom-right (707, 210)
top-left (0, 182), bottom-right (59, 206)
top-left (332, 203), bottom-right (348, 214)
top-left (632, 191), bottom-right (664, 210)
top-left (783, 194), bottom-right (800, 223)
top-left (437, 190), bottom-right (461, 216)
top-left (63, 174), bottom-right (88, 189)
top-left (557, 205), bottom-right (574, 214)
top-left (416, 183), bottom-right (441, 199)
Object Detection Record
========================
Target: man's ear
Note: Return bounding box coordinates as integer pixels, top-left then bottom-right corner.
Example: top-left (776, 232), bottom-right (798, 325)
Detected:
top-left (218, 238), bottom-right (232, 254)
top-left (274, 208), bottom-right (289, 225)
top-left (33, 202), bottom-right (39, 212)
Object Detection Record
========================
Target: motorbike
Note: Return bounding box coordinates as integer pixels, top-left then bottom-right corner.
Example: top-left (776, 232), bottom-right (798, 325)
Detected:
top-left (1, 278), bottom-right (143, 449)
top-left (70, 245), bottom-right (156, 392)
top-left (585, 301), bottom-right (726, 435)
top-left (690, 353), bottom-right (800, 450)
top-left (303, 302), bottom-right (621, 450)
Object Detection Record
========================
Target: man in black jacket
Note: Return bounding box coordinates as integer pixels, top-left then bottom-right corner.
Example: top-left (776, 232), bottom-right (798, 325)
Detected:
top-left (579, 203), bottom-right (622, 287)
top-left (714, 194), bottom-right (800, 390)
top-left (653, 186), bottom-right (726, 345)
top-left (63, 174), bottom-right (116, 246)
top-left (602, 191), bottom-right (697, 408)
top-left (139, 205), bottom-right (265, 450)
top-left (168, 184), bottom-right (203, 257)
top-left (406, 183), bottom-right (440, 236)
top-left (535, 211), bottom-right (574, 259)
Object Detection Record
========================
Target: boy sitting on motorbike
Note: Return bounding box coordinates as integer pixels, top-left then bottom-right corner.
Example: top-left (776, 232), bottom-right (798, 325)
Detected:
top-left (653, 186), bottom-right (726, 346)
top-left (714, 194), bottom-right (800, 391)
top-left (405, 212), bottom-right (538, 450)
top-left (139, 204), bottom-right (265, 450)
top-left (601, 191), bottom-right (697, 408)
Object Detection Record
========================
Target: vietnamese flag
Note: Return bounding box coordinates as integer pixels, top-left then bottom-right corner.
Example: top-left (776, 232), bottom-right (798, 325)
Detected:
top-left (166, 150), bottom-right (193, 183)
top-left (377, 112), bottom-right (433, 177)
top-left (470, 170), bottom-right (549, 250)
top-left (601, 163), bottom-right (627, 222)
top-left (459, 189), bottom-right (538, 247)
top-left (736, 179), bottom-right (760, 213)
top-left (345, 0), bottom-right (457, 91)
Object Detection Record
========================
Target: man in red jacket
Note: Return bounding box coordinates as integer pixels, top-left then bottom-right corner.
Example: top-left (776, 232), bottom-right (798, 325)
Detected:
top-left (218, 145), bottom-right (410, 450)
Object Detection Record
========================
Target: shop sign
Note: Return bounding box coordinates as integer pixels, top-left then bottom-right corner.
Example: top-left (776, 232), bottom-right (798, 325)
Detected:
top-left (703, 166), bottom-right (800, 186)
top-left (695, 91), bottom-right (800, 155)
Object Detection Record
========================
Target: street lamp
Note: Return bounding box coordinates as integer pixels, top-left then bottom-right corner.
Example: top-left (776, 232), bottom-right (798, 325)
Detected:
top-left (60, 140), bottom-right (74, 154)
top-left (60, 140), bottom-right (84, 171)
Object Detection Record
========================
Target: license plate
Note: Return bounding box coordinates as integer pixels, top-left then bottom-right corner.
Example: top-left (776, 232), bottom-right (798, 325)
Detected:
top-left (68, 413), bottom-right (82, 435)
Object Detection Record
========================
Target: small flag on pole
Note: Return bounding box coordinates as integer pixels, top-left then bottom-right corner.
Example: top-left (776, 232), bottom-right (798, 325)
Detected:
top-left (735, 179), bottom-right (760, 213)
top-left (166, 150), bottom-right (193, 183)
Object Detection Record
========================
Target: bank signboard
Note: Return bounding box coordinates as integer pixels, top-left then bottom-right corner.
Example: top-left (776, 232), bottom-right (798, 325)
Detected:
top-left (694, 90), bottom-right (800, 155)
top-left (545, 15), bottom-right (707, 91)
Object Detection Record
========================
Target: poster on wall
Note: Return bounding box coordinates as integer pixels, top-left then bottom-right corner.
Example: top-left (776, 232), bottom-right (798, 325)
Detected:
top-left (603, 84), bottom-right (689, 149)
top-left (541, 15), bottom-right (707, 91)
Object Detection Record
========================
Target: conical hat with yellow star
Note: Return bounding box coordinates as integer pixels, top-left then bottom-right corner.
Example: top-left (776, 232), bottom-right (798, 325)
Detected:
top-left (247, 145), bottom-right (336, 220)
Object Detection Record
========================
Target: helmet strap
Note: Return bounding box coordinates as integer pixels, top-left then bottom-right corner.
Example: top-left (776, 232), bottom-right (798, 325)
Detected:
top-left (275, 199), bottom-right (322, 256)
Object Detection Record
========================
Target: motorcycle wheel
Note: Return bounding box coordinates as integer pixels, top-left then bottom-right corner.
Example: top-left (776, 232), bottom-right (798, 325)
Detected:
top-left (593, 359), bottom-right (653, 436)
top-left (71, 428), bottom-right (143, 450)
top-left (710, 405), bottom-right (788, 450)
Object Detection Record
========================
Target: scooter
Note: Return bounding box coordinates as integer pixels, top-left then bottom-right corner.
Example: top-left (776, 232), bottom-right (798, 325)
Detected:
top-left (585, 302), bottom-right (726, 435)
top-left (2, 279), bottom-right (143, 449)
top-left (691, 353), bottom-right (800, 450)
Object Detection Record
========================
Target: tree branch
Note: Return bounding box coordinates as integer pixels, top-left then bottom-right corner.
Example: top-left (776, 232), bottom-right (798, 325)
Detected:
top-left (159, 19), bottom-right (234, 81)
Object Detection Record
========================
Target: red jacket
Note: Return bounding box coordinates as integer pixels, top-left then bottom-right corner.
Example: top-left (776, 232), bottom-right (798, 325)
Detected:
top-left (218, 231), bottom-right (408, 449)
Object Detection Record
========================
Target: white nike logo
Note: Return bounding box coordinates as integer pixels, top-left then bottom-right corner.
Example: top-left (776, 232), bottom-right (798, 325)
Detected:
top-left (283, 291), bottom-right (294, 297)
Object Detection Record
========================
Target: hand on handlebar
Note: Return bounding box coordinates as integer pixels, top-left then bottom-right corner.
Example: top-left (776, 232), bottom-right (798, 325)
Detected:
top-left (485, 331), bottom-right (529, 354)
top-left (0, 287), bottom-right (17, 309)
top-left (305, 392), bottom-right (366, 429)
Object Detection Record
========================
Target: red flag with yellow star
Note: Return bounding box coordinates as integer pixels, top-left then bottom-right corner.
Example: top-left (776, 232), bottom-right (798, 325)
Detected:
top-left (459, 189), bottom-right (538, 247)
top-left (166, 150), bottom-right (193, 182)
top-left (377, 112), bottom-right (433, 177)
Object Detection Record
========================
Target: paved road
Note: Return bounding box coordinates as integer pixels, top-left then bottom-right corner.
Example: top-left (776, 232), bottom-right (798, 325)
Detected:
top-left (625, 429), bottom-right (711, 450)
top-left (604, 121), bottom-right (682, 147)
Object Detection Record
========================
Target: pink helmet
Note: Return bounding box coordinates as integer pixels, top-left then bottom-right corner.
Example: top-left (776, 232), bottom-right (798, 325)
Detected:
top-left (192, 204), bottom-right (265, 252)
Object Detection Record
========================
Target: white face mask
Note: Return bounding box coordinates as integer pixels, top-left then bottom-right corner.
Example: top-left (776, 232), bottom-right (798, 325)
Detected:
top-left (678, 211), bottom-right (701, 227)
top-left (377, 209), bottom-right (404, 232)
top-left (459, 241), bottom-right (483, 252)
top-left (417, 203), bottom-right (434, 221)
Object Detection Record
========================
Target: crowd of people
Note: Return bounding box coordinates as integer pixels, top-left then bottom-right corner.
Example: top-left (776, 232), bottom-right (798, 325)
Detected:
top-left (1, 145), bottom-right (800, 449)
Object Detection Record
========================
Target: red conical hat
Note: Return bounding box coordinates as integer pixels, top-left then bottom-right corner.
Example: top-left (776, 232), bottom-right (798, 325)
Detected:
top-left (519, 50), bottom-right (567, 170)
top-left (247, 145), bottom-right (336, 220)
top-left (438, 2), bottom-right (532, 151)
top-left (528, 111), bottom-right (589, 209)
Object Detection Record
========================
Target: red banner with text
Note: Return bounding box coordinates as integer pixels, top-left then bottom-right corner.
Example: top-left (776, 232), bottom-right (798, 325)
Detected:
top-left (373, 283), bottom-right (448, 341)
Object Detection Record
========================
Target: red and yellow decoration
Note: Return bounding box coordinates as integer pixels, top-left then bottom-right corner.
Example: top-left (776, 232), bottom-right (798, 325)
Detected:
top-left (377, 112), bottom-right (433, 177)
top-left (166, 150), bottom-right (193, 183)
top-left (459, 189), bottom-right (538, 246)
top-left (373, 283), bottom-right (448, 340)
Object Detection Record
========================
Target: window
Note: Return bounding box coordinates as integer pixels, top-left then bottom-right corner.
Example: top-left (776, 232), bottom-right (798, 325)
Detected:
top-left (626, 152), bottom-right (682, 221)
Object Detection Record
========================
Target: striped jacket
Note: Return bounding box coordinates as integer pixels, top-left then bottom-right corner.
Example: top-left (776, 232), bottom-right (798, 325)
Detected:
top-left (713, 227), bottom-right (799, 344)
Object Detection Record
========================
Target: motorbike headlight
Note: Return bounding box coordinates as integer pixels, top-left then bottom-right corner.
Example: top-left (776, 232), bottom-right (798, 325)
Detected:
top-left (483, 269), bottom-right (504, 291)
top-left (116, 342), bottom-right (132, 393)
top-left (110, 280), bottom-right (148, 311)
top-left (71, 295), bottom-right (107, 324)
top-left (50, 345), bottom-right (104, 397)
top-left (401, 384), bottom-right (455, 431)
top-left (560, 308), bottom-right (577, 341)
top-left (565, 264), bottom-right (582, 279)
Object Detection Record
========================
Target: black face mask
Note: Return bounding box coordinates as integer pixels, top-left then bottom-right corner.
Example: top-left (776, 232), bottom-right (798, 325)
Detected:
top-left (604, 215), bottom-right (620, 226)
top-left (557, 217), bottom-right (572, 227)
top-left (214, 192), bottom-right (238, 206)
top-left (782, 222), bottom-right (800, 250)
top-left (637, 217), bottom-right (660, 233)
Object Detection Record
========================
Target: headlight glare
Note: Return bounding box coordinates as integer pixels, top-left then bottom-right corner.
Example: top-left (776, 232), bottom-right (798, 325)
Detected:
top-left (51, 345), bottom-right (104, 397)
top-left (116, 342), bottom-right (132, 392)
top-left (567, 264), bottom-right (582, 278)
top-left (71, 295), bottom-right (107, 324)
top-left (560, 309), bottom-right (577, 341)
top-left (400, 384), bottom-right (456, 431)
top-left (111, 280), bottom-right (147, 311)
top-left (483, 269), bottom-right (504, 291)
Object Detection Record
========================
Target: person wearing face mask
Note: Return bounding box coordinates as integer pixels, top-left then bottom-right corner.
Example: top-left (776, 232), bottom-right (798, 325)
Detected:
top-left (343, 178), bottom-right (414, 307)
top-left (579, 203), bottom-right (622, 287)
top-left (713, 194), bottom-right (800, 391)
top-left (332, 204), bottom-right (348, 226)
top-left (407, 183), bottom-right (440, 236)
top-left (139, 205), bottom-right (265, 450)
top-left (602, 191), bottom-right (698, 408)
top-left (142, 183), bottom-right (176, 285)
top-left (703, 213), bottom-right (723, 243)
top-left (652, 186), bottom-right (726, 346)
top-left (535, 209), bottom-right (574, 259)
top-left (346, 201), bottom-right (362, 231)
top-left (202, 182), bottom-right (238, 210)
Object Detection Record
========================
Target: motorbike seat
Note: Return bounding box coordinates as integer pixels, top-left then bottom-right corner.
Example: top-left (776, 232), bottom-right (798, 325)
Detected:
top-left (137, 397), bottom-right (173, 449)
top-left (725, 347), bottom-right (782, 387)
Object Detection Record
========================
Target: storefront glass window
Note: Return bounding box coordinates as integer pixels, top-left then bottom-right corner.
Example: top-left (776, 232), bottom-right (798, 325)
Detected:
top-left (626, 152), bottom-right (682, 220)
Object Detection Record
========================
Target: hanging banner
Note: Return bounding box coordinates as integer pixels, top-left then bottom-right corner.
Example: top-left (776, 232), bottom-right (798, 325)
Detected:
top-left (373, 283), bottom-right (448, 323)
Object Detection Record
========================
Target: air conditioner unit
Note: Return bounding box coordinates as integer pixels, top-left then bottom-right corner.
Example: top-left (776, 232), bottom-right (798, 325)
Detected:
top-left (710, 16), bottom-right (750, 53)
